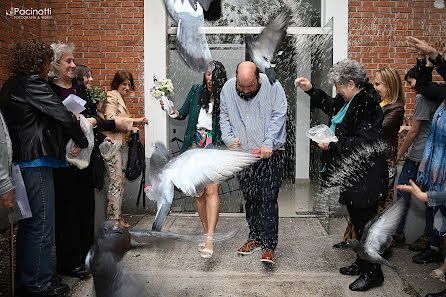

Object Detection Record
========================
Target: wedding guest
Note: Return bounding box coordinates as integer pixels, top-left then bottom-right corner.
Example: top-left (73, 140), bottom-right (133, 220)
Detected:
top-left (0, 39), bottom-right (87, 297)
top-left (102, 70), bottom-right (148, 228)
top-left (49, 42), bottom-right (109, 279)
top-left (74, 63), bottom-right (93, 91)
top-left (160, 60), bottom-right (227, 258)
top-left (295, 59), bottom-right (388, 291)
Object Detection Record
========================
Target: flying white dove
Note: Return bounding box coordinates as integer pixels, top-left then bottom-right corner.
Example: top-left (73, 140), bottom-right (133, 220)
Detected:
top-left (348, 198), bottom-right (405, 268)
top-left (146, 143), bottom-right (259, 231)
top-left (164, 0), bottom-right (215, 72)
top-left (246, 9), bottom-right (291, 85)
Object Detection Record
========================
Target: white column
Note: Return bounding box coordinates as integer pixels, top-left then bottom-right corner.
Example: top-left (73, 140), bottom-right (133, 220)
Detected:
top-left (144, 0), bottom-right (168, 157)
top-left (294, 35), bottom-right (312, 180)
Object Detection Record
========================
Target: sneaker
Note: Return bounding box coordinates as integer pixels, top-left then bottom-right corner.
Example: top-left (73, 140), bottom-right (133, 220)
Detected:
top-left (413, 248), bottom-right (444, 264)
top-left (237, 239), bottom-right (261, 255)
top-left (409, 235), bottom-right (429, 252)
top-left (261, 249), bottom-right (275, 264)
top-left (23, 282), bottom-right (69, 297)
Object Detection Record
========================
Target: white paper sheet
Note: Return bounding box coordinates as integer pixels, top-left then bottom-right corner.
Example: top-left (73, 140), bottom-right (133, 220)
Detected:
top-left (62, 94), bottom-right (87, 114)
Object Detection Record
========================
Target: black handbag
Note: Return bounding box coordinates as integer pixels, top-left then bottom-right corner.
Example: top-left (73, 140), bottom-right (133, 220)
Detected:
top-left (126, 131), bottom-right (145, 181)
top-left (126, 130), bottom-right (146, 207)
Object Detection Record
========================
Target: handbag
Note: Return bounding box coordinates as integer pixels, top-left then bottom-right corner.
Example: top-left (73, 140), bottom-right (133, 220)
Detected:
top-left (126, 130), bottom-right (146, 207)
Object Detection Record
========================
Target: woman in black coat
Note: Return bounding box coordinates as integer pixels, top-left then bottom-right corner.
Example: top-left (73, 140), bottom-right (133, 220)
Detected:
top-left (295, 59), bottom-right (388, 292)
top-left (48, 42), bottom-right (112, 279)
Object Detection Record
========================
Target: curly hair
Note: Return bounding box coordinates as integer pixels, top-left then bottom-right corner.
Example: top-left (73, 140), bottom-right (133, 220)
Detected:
top-left (7, 40), bottom-right (53, 77)
top-left (328, 59), bottom-right (369, 88)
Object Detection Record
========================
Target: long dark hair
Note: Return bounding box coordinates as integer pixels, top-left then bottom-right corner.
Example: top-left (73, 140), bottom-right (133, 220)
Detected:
top-left (200, 61), bottom-right (227, 116)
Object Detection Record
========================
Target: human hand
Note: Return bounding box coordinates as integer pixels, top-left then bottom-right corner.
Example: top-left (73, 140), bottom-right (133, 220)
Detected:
top-left (229, 138), bottom-right (240, 150)
top-left (406, 37), bottom-right (438, 59)
top-left (260, 146), bottom-right (273, 158)
top-left (317, 142), bottom-right (329, 150)
top-left (398, 125), bottom-right (411, 134)
top-left (86, 117), bottom-right (97, 126)
top-left (397, 179), bottom-right (428, 202)
top-left (433, 40), bottom-right (446, 57)
top-left (294, 77), bottom-right (313, 92)
top-left (104, 137), bottom-right (114, 144)
top-left (70, 144), bottom-right (82, 157)
top-left (74, 113), bottom-right (81, 121)
top-left (0, 190), bottom-right (14, 208)
top-left (134, 117), bottom-right (148, 126)
top-left (140, 117), bottom-right (149, 125)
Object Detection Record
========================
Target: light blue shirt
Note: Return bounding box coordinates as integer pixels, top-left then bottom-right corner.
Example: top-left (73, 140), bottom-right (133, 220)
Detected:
top-left (219, 74), bottom-right (287, 152)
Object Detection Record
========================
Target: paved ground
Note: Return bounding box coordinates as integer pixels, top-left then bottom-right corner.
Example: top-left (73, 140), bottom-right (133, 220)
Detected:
top-left (63, 214), bottom-right (446, 297)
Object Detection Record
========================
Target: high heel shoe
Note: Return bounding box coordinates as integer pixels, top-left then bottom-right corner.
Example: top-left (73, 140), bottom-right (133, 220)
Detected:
top-left (201, 236), bottom-right (214, 259)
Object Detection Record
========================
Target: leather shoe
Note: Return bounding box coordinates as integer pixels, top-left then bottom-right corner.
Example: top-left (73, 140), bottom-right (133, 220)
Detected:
top-left (426, 288), bottom-right (446, 297)
top-left (68, 265), bottom-right (90, 279)
top-left (413, 248), bottom-right (444, 264)
top-left (332, 241), bottom-right (349, 249)
top-left (339, 263), bottom-right (361, 276)
top-left (349, 272), bottom-right (384, 291)
top-left (22, 282), bottom-right (69, 297)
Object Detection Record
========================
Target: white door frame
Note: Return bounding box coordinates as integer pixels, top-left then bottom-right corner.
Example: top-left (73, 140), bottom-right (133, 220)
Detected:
top-left (144, 0), bottom-right (348, 180)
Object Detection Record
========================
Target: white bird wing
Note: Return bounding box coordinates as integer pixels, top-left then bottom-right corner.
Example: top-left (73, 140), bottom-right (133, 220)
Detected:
top-left (163, 149), bottom-right (258, 198)
top-left (247, 10), bottom-right (290, 67)
top-left (362, 198), bottom-right (405, 255)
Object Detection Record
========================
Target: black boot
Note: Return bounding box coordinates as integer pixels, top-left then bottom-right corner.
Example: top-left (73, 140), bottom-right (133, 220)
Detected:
top-left (426, 288), bottom-right (446, 297)
top-left (340, 256), bottom-right (363, 276)
top-left (349, 263), bottom-right (384, 291)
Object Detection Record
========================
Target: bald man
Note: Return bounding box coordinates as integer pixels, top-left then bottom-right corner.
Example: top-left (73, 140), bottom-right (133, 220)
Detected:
top-left (219, 61), bottom-right (287, 265)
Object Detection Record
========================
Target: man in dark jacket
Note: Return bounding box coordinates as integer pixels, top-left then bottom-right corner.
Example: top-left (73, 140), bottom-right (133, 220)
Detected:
top-left (296, 59), bottom-right (388, 292)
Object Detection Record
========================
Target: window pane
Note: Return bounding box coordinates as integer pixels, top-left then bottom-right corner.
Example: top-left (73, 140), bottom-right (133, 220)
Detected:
top-left (168, 0), bottom-right (321, 28)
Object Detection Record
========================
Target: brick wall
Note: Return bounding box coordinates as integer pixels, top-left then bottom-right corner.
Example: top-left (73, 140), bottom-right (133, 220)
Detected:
top-left (349, 0), bottom-right (446, 122)
top-left (0, 0), bottom-right (41, 84)
top-left (40, 0), bottom-right (146, 139)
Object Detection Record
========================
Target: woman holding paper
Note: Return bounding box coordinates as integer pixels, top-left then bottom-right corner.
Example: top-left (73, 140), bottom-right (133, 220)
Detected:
top-left (295, 59), bottom-right (388, 292)
top-left (102, 70), bottom-right (148, 228)
top-left (48, 42), bottom-right (109, 279)
top-left (0, 40), bottom-right (87, 296)
top-left (158, 60), bottom-right (227, 258)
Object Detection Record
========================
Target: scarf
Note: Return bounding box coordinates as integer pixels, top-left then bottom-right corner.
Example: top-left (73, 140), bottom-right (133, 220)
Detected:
top-left (380, 97), bottom-right (392, 108)
top-left (330, 99), bottom-right (353, 133)
top-left (417, 101), bottom-right (446, 192)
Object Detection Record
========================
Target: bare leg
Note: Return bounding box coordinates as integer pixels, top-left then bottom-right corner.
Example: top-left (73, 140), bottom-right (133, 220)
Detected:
top-left (195, 194), bottom-right (208, 234)
top-left (202, 184), bottom-right (220, 257)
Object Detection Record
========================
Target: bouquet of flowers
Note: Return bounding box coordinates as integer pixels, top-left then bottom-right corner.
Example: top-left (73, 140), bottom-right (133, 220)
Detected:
top-left (150, 76), bottom-right (174, 98)
top-left (150, 76), bottom-right (177, 118)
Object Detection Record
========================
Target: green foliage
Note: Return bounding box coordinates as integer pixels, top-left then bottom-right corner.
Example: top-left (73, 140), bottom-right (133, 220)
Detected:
top-left (89, 86), bottom-right (107, 104)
